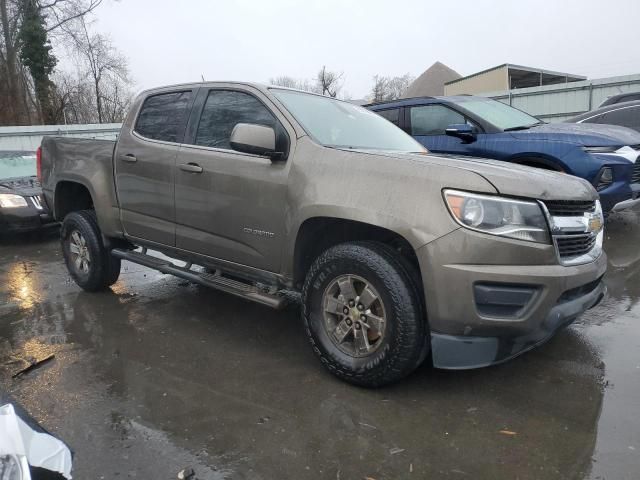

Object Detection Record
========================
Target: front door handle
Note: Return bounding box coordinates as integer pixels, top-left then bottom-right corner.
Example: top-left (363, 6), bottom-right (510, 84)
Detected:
top-left (120, 154), bottom-right (137, 163)
top-left (179, 163), bottom-right (203, 174)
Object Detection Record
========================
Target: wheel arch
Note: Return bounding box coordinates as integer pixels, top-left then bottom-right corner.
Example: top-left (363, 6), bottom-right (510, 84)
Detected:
top-left (291, 216), bottom-right (424, 294)
top-left (54, 180), bottom-right (95, 220)
top-left (508, 154), bottom-right (567, 172)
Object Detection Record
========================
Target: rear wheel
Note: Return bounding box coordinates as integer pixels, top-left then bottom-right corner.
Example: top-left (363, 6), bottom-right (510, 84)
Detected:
top-left (61, 210), bottom-right (121, 291)
top-left (302, 241), bottom-right (428, 387)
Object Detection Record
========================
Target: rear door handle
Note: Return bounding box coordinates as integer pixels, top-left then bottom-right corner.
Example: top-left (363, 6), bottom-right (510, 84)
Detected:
top-left (120, 154), bottom-right (137, 163)
top-left (179, 163), bottom-right (203, 174)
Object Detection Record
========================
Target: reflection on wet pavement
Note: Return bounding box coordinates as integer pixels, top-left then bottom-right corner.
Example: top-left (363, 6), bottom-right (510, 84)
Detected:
top-left (1, 214), bottom-right (639, 479)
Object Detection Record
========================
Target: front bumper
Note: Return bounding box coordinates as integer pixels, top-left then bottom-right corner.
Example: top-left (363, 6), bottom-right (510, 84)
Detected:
top-left (431, 279), bottom-right (605, 368)
top-left (416, 228), bottom-right (607, 369)
top-left (0, 207), bottom-right (57, 232)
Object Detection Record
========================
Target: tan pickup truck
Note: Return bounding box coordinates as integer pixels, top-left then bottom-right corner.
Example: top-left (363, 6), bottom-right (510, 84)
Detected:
top-left (39, 82), bottom-right (607, 387)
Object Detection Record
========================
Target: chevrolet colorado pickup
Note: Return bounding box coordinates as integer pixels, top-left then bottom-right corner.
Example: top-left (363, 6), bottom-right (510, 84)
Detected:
top-left (39, 82), bottom-right (607, 387)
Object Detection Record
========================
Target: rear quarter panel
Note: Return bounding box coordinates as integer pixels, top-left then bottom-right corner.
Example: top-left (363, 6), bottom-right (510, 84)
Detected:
top-left (41, 136), bottom-right (123, 237)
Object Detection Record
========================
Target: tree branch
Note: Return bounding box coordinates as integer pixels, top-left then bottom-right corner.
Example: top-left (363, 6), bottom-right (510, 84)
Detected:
top-left (45, 0), bottom-right (103, 32)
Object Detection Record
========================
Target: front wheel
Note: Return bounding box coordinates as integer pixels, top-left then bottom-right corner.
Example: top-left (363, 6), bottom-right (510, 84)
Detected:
top-left (61, 210), bottom-right (121, 292)
top-left (302, 241), bottom-right (428, 387)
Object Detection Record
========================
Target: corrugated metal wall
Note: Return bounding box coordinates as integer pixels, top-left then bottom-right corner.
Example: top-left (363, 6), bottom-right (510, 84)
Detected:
top-left (482, 74), bottom-right (640, 122)
top-left (0, 123), bottom-right (122, 151)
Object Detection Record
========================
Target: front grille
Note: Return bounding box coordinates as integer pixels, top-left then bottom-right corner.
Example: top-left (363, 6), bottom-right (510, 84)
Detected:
top-left (544, 200), bottom-right (596, 217)
top-left (29, 195), bottom-right (43, 210)
top-left (632, 161), bottom-right (640, 184)
top-left (555, 233), bottom-right (597, 259)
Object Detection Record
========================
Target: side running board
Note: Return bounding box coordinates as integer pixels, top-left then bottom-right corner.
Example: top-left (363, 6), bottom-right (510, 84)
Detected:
top-left (111, 248), bottom-right (293, 309)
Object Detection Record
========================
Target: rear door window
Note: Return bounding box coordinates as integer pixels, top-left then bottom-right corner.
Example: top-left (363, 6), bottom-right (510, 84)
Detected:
top-left (409, 104), bottom-right (466, 135)
top-left (600, 107), bottom-right (640, 132)
top-left (134, 91), bottom-right (193, 143)
top-left (193, 90), bottom-right (279, 150)
top-left (376, 108), bottom-right (400, 126)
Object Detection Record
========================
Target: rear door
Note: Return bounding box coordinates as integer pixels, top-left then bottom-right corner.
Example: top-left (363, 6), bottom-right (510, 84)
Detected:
top-left (115, 89), bottom-right (196, 246)
top-left (406, 103), bottom-right (481, 155)
top-left (174, 86), bottom-right (292, 272)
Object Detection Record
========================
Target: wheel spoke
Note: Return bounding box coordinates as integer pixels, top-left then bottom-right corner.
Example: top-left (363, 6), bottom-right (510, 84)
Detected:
top-left (358, 284), bottom-right (378, 309)
top-left (322, 274), bottom-right (387, 358)
top-left (333, 319), bottom-right (353, 344)
top-left (81, 259), bottom-right (89, 273)
top-left (353, 327), bottom-right (370, 354)
top-left (325, 296), bottom-right (346, 315)
top-left (69, 243), bottom-right (80, 254)
top-left (337, 276), bottom-right (357, 300)
top-left (364, 312), bottom-right (384, 332)
top-left (71, 231), bottom-right (81, 246)
top-left (74, 256), bottom-right (82, 270)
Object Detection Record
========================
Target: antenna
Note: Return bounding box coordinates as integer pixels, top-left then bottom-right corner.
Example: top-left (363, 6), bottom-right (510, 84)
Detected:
top-left (201, 74), bottom-right (205, 82)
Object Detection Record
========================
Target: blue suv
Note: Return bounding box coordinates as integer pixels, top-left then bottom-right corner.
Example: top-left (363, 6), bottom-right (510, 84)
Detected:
top-left (368, 96), bottom-right (640, 212)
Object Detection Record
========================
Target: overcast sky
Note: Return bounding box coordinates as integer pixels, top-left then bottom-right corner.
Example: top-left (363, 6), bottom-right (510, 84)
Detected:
top-left (90, 0), bottom-right (640, 99)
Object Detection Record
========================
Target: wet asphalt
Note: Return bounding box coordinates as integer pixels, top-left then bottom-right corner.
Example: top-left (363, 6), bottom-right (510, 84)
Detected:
top-left (0, 213), bottom-right (639, 480)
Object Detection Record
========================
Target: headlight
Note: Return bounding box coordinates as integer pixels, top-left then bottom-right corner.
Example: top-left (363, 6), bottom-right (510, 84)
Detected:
top-left (595, 166), bottom-right (613, 191)
top-left (584, 145), bottom-right (638, 162)
top-left (443, 189), bottom-right (550, 244)
top-left (0, 193), bottom-right (28, 208)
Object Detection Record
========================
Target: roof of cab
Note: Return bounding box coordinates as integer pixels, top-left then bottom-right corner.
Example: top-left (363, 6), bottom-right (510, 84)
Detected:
top-left (366, 95), bottom-right (479, 110)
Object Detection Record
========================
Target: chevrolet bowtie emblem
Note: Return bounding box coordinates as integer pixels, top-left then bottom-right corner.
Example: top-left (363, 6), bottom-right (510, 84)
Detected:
top-left (588, 216), bottom-right (603, 232)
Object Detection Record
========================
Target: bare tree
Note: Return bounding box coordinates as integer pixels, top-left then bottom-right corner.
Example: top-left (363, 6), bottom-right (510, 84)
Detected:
top-left (65, 16), bottom-right (131, 123)
top-left (40, 0), bottom-right (104, 34)
top-left (369, 73), bottom-right (413, 102)
top-left (0, 0), bottom-right (108, 125)
top-left (371, 75), bottom-right (389, 103)
top-left (316, 65), bottom-right (342, 97)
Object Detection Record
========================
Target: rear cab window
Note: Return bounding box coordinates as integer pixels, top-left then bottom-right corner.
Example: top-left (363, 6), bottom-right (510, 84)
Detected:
top-left (134, 91), bottom-right (193, 143)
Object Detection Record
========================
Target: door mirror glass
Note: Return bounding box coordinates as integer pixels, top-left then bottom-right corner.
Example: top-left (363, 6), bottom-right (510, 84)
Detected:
top-left (230, 123), bottom-right (278, 158)
top-left (445, 123), bottom-right (477, 143)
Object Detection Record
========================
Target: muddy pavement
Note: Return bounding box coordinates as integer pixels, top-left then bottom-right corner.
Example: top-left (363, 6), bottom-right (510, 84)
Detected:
top-left (1, 216), bottom-right (639, 480)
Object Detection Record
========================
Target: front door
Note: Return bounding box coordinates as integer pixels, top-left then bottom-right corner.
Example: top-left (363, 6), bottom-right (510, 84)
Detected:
top-left (174, 87), bottom-right (291, 273)
top-left (114, 89), bottom-right (196, 246)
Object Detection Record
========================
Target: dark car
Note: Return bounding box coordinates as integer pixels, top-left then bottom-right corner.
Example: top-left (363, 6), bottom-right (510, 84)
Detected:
top-left (568, 100), bottom-right (640, 134)
top-left (0, 151), bottom-right (56, 233)
top-left (599, 91), bottom-right (640, 107)
top-left (367, 96), bottom-right (640, 213)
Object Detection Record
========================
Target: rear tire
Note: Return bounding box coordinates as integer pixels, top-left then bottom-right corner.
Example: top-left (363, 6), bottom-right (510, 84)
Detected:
top-left (302, 241), bottom-right (428, 387)
top-left (61, 210), bottom-right (121, 292)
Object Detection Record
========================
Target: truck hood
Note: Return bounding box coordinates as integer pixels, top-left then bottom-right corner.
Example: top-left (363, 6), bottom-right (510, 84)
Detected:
top-left (0, 176), bottom-right (42, 197)
top-left (510, 122), bottom-right (640, 147)
top-left (354, 150), bottom-right (598, 202)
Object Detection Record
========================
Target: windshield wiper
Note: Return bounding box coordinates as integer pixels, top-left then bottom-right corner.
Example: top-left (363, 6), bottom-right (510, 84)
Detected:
top-left (504, 121), bottom-right (545, 132)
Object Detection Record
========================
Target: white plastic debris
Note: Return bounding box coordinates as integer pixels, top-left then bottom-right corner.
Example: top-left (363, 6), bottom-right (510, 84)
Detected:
top-left (0, 404), bottom-right (72, 479)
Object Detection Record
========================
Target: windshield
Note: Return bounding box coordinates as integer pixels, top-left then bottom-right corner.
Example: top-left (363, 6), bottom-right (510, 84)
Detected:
top-left (457, 98), bottom-right (542, 131)
top-left (0, 152), bottom-right (37, 180)
top-left (272, 89), bottom-right (426, 152)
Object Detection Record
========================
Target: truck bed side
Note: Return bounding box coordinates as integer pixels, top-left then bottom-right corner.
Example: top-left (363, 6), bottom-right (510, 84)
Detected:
top-left (40, 136), bottom-right (124, 238)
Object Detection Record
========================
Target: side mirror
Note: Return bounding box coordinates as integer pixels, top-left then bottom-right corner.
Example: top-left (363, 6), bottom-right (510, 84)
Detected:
top-left (445, 123), bottom-right (477, 144)
top-left (230, 123), bottom-right (280, 159)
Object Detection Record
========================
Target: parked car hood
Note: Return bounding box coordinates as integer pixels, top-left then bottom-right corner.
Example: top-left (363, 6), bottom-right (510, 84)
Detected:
top-left (365, 150), bottom-right (598, 202)
top-left (509, 122), bottom-right (640, 147)
top-left (0, 176), bottom-right (42, 197)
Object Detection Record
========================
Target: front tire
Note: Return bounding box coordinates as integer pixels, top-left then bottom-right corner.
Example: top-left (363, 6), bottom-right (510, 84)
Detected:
top-left (61, 210), bottom-right (121, 292)
top-left (302, 241), bottom-right (428, 387)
